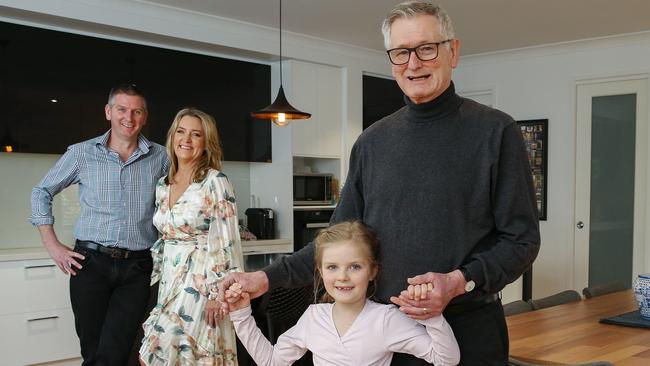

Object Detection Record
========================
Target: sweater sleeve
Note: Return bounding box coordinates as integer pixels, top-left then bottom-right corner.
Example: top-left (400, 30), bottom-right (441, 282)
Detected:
top-left (230, 305), bottom-right (308, 366)
top-left (465, 122), bottom-right (540, 292)
top-left (383, 306), bottom-right (460, 366)
top-left (331, 140), bottom-right (365, 223)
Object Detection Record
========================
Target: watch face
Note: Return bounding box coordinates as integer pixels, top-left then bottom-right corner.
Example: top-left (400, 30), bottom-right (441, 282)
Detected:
top-left (465, 280), bottom-right (476, 292)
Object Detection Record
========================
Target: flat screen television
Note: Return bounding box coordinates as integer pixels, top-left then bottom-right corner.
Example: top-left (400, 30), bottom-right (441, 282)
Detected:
top-left (0, 21), bottom-right (272, 162)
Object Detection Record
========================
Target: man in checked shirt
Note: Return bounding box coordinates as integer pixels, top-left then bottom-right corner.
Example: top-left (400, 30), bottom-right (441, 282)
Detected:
top-left (30, 83), bottom-right (168, 366)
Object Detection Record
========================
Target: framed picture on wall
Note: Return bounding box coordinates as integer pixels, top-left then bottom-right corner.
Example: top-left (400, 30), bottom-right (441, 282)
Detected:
top-left (517, 119), bottom-right (548, 220)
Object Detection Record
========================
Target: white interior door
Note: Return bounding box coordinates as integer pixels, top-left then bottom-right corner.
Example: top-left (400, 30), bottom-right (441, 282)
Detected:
top-left (575, 77), bottom-right (649, 291)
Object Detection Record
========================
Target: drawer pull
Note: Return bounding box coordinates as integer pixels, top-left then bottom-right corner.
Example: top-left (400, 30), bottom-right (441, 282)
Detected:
top-left (27, 315), bottom-right (59, 322)
top-left (24, 264), bottom-right (56, 269)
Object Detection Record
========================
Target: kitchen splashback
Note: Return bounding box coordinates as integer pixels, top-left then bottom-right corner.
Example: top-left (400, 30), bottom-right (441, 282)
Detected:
top-left (0, 153), bottom-right (251, 250)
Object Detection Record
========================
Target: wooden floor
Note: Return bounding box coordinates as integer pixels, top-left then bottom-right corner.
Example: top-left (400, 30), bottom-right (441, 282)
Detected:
top-left (507, 290), bottom-right (650, 365)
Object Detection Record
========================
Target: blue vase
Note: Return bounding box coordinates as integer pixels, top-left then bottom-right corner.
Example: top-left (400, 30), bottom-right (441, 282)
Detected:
top-left (634, 273), bottom-right (650, 319)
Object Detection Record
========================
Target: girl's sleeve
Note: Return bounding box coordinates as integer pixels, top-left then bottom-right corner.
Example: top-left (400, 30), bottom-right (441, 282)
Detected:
top-left (230, 305), bottom-right (309, 366)
top-left (383, 307), bottom-right (460, 366)
top-left (205, 171), bottom-right (244, 300)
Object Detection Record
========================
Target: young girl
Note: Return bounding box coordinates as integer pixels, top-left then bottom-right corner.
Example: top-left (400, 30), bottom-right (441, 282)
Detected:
top-left (225, 221), bottom-right (460, 365)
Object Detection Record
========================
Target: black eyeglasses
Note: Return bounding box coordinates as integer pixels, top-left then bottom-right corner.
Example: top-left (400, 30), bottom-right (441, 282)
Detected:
top-left (386, 40), bottom-right (452, 65)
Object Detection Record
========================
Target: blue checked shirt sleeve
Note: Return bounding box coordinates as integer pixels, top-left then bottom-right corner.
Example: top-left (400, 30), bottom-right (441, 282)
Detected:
top-left (29, 146), bottom-right (81, 226)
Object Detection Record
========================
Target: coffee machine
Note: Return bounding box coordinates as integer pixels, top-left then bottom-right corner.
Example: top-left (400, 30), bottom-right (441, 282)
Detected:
top-left (245, 208), bottom-right (275, 240)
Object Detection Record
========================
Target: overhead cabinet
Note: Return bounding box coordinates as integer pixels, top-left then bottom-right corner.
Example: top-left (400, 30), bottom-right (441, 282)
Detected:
top-left (286, 61), bottom-right (343, 158)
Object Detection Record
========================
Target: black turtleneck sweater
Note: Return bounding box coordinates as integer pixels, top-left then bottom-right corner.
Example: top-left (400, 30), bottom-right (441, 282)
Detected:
top-left (265, 83), bottom-right (540, 304)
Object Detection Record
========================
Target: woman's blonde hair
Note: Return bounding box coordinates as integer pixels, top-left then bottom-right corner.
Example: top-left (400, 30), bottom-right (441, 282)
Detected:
top-left (313, 220), bottom-right (379, 303)
top-left (164, 107), bottom-right (223, 184)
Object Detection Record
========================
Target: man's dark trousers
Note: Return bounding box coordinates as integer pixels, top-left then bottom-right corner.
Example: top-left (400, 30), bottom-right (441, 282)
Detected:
top-left (70, 245), bottom-right (152, 366)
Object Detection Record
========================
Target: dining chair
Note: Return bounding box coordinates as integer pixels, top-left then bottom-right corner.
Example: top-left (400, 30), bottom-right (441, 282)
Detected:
top-left (582, 280), bottom-right (627, 298)
top-left (527, 289), bottom-right (582, 310)
top-left (261, 285), bottom-right (314, 343)
top-left (503, 300), bottom-right (534, 316)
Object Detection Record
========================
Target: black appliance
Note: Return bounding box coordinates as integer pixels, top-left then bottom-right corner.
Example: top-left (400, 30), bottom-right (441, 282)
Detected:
top-left (245, 208), bottom-right (275, 240)
top-left (293, 207), bottom-right (335, 252)
top-left (293, 174), bottom-right (333, 205)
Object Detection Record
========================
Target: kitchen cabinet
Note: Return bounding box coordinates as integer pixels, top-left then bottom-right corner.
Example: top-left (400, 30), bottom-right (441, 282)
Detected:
top-left (0, 240), bottom-right (293, 366)
top-left (289, 61), bottom-right (343, 158)
top-left (0, 249), bottom-right (81, 366)
top-left (241, 238), bottom-right (292, 257)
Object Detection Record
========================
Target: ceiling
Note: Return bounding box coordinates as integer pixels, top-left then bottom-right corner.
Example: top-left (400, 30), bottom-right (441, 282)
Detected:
top-left (140, 0), bottom-right (650, 56)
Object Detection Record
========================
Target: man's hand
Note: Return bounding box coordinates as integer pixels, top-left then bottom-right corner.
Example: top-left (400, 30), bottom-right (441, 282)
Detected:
top-left (218, 271), bottom-right (269, 312)
top-left (44, 240), bottom-right (85, 276)
top-left (390, 270), bottom-right (466, 320)
top-left (38, 225), bottom-right (84, 275)
top-left (224, 282), bottom-right (251, 312)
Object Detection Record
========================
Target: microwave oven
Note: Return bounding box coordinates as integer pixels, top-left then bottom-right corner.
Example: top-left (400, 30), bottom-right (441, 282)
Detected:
top-left (293, 173), bottom-right (333, 205)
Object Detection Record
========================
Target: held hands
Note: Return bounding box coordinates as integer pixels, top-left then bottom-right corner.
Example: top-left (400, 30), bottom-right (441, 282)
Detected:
top-left (390, 270), bottom-right (466, 320)
top-left (217, 271), bottom-right (269, 314)
top-left (224, 282), bottom-right (251, 311)
top-left (205, 282), bottom-right (249, 327)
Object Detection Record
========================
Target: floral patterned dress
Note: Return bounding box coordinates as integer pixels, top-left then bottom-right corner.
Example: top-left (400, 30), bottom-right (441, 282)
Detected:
top-left (140, 169), bottom-right (243, 366)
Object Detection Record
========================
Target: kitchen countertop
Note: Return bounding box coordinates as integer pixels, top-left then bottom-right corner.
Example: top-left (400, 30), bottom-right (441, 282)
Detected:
top-left (293, 205), bottom-right (336, 210)
top-left (0, 239), bottom-right (293, 262)
top-left (0, 247), bottom-right (53, 262)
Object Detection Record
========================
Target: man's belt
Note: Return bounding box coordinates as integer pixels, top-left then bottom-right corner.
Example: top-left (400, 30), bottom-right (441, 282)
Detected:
top-left (75, 240), bottom-right (151, 259)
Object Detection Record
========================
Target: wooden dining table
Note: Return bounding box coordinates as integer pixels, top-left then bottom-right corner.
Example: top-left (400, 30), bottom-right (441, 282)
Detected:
top-left (507, 290), bottom-right (649, 365)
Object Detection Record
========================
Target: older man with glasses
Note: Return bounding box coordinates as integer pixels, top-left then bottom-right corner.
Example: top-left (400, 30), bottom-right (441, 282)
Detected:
top-left (220, 2), bottom-right (540, 365)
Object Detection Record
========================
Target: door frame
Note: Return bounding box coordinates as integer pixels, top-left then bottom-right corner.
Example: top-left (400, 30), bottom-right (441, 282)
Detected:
top-left (574, 75), bottom-right (649, 290)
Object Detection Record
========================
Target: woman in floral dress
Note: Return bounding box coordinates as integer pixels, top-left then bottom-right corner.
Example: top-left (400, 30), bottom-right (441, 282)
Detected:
top-left (140, 108), bottom-right (243, 365)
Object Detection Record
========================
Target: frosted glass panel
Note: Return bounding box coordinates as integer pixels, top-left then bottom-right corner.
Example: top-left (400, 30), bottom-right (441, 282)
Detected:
top-left (589, 94), bottom-right (635, 287)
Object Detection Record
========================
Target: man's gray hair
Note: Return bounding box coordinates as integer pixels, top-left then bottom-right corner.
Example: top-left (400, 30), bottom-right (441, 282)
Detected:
top-left (381, 1), bottom-right (455, 49)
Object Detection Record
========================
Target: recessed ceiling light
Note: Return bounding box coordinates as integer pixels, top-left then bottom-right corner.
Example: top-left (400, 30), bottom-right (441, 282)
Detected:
top-left (50, 99), bottom-right (58, 103)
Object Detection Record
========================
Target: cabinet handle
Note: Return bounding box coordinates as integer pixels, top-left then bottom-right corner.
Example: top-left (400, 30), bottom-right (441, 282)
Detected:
top-left (27, 315), bottom-right (59, 322)
top-left (24, 264), bottom-right (56, 269)
top-left (306, 223), bottom-right (329, 228)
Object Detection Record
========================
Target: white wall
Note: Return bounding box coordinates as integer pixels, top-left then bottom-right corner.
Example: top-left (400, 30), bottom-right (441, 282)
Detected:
top-left (454, 32), bottom-right (650, 298)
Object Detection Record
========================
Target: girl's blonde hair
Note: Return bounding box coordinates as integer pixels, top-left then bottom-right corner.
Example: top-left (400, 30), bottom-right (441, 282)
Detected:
top-left (164, 107), bottom-right (223, 185)
top-left (313, 220), bottom-right (379, 303)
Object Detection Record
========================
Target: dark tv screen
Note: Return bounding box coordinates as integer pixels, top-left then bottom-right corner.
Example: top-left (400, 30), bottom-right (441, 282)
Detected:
top-left (0, 21), bottom-right (272, 162)
top-left (362, 75), bottom-right (405, 130)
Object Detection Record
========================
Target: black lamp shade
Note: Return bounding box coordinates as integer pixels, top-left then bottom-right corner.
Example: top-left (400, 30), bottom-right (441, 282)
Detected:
top-left (251, 85), bottom-right (311, 120)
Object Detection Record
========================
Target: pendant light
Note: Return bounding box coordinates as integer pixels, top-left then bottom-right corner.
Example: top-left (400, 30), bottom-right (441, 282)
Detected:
top-left (251, 0), bottom-right (311, 126)
top-left (0, 129), bottom-right (17, 152)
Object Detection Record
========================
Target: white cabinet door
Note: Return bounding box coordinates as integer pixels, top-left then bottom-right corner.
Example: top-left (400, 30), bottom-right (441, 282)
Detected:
top-left (291, 61), bottom-right (319, 157)
top-left (317, 65), bottom-right (343, 157)
top-left (0, 308), bottom-right (79, 365)
top-left (0, 258), bottom-right (70, 316)
top-left (290, 61), bottom-right (343, 158)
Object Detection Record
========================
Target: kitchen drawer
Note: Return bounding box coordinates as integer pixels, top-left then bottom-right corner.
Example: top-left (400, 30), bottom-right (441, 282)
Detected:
top-left (0, 258), bottom-right (70, 316)
top-left (0, 308), bottom-right (79, 366)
